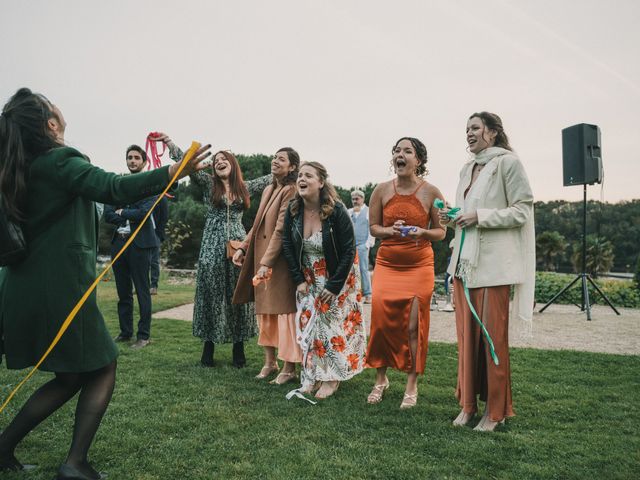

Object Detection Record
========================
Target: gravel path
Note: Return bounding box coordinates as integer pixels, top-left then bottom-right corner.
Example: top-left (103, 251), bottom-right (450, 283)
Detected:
top-left (154, 301), bottom-right (639, 355)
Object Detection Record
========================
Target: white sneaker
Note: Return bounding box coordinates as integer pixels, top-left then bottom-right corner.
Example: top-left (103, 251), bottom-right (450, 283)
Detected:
top-left (441, 303), bottom-right (454, 312)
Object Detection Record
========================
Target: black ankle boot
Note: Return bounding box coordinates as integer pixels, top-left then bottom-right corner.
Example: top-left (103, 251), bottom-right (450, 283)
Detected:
top-left (0, 453), bottom-right (23, 472)
top-left (201, 341), bottom-right (214, 367)
top-left (232, 342), bottom-right (246, 368)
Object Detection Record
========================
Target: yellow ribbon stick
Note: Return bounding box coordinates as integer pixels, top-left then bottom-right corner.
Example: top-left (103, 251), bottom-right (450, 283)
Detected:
top-left (0, 141), bottom-right (201, 414)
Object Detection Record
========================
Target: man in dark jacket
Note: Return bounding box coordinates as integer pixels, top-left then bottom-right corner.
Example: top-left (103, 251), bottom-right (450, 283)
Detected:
top-left (104, 145), bottom-right (159, 349)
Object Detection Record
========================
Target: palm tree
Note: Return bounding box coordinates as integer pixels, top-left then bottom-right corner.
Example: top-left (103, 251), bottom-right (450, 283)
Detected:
top-left (571, 235), bottom-right (615, 278)
top-left (536, 231), bottom-right (567, 271)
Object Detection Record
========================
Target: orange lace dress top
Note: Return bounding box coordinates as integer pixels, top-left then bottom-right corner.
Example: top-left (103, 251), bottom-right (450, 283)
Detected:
top-left (365, 181), bottom-right (435, 374)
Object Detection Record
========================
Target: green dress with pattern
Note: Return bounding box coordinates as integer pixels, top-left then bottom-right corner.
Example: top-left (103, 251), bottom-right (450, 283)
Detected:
top-left (169, 145), bottom-right (271, 343)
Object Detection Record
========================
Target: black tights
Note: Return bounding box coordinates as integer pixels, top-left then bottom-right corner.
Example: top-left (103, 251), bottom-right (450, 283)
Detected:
top-left (0, 360), bottom-right (116, 477)
top-left (201, 341), bottom-right (215, 366)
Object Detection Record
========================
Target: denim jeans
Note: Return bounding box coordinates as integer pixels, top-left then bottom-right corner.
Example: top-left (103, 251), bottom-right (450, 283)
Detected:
top-left (356, 244), bottom-right (371, 296)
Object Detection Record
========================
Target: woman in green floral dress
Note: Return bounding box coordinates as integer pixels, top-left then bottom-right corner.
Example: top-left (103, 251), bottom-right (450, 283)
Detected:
top-left (158, 134), bottom-right (270, 367)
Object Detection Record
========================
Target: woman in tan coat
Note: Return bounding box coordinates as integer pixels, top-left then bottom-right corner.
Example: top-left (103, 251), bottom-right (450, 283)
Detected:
top-left (440, 112), bottom-right (535, 432)
top-left (233, 148), bottom-right (302, 384)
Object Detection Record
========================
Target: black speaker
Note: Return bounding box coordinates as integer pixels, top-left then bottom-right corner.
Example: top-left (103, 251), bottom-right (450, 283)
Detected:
top-left (562, 123), bottom-right (603, 186)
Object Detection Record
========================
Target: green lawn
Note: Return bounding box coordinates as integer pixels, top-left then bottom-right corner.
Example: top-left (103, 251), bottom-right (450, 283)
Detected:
top-left (1, 276), bottom-right (639, 479)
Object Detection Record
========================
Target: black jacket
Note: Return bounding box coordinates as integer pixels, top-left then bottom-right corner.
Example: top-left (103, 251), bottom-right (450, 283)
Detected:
top-left (282, 200), bottom-right (356, 295)
top-left (152, 196), bottom-right (169, 242)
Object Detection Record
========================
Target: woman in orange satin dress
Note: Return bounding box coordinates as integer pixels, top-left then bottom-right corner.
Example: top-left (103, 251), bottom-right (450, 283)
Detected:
top-left (365, 137), bottom-right (446, 409)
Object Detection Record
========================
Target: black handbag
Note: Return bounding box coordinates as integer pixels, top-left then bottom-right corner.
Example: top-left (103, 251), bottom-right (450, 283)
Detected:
top-left (0, 199), bottom-right (27, 266)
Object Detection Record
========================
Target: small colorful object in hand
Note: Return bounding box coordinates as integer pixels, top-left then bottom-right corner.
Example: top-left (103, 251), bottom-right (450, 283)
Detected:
top-left (252, 268), bottom-right (273, 287)
top-left (434, 198), bottom-right (461, 220)
top-left (398, 225), bottom-right (418, 237)
top-left (433, 199), bottom-right (498, 365)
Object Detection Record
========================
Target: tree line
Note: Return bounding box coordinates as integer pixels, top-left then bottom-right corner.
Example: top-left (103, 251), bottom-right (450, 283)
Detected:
top-left (98, 154), bottom-right (640, 277)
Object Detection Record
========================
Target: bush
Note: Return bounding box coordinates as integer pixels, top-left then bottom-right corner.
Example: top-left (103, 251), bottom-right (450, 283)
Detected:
top-left (535, 272), bottom-right (640, 308)
top-left (165, 196), bottom-right (206, 268)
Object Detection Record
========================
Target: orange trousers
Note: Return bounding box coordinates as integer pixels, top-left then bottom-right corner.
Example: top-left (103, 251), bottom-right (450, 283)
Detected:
top-left (453, 280), bottom-right (515, 422)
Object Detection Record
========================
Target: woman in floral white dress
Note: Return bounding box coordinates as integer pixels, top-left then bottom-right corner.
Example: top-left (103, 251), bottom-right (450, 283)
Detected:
top-left (282, 162), bottom-right (366, 399)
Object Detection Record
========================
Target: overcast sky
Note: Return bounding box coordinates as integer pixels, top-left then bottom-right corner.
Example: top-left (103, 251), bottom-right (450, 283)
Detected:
top-left (2, 0), bottom-right (639, 202)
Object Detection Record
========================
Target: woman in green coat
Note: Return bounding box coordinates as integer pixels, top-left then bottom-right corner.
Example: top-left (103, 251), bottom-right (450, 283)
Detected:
top-left (0, 88), bottom-right (210, 479)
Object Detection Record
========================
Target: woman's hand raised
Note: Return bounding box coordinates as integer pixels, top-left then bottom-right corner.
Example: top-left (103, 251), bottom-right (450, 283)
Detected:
top-left (149, 132), bottom-right (172, 145)
top-left (167, 143), bottom-right (212, 180)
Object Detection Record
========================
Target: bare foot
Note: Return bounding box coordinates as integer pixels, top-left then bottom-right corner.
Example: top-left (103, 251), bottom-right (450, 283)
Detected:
top-left (315, 381), bottom-right (340, 399)
top-left (300, 381), bottom-right (321, 394)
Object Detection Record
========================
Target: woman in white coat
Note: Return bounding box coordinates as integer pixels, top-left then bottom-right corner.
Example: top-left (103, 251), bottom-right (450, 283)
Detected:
top-left (439, 112), bottom-right (535, 432)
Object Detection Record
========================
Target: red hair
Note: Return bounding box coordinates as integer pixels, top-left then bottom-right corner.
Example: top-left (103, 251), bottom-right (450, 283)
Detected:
top-left (211, 151), bottom-right (250, 209)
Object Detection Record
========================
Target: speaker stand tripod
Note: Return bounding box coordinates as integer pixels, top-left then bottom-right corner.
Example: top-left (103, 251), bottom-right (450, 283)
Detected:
top-left (539, 184), bottom-right (620, 320)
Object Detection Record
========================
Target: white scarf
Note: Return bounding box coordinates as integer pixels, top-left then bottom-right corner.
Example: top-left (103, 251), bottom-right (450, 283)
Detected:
top-left (455, 146), bottom-right (535, 338)
top-left (455, 148), bottom-right (501, 284)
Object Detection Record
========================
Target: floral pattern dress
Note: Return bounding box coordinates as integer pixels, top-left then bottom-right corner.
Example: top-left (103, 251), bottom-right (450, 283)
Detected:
top-left (296, 231), bottom-right (366, 389)
top-left (169, 145), bottom-right (271, 343)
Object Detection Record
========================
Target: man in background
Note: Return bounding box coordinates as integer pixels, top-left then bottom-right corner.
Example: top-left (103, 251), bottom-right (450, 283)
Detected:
top-left (349, 190), bottom-right (375, 304)
top-left (105, 145), bottom-right (159, 349)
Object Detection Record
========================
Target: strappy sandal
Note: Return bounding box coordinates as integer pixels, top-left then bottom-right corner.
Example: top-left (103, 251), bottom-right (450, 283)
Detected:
top-left (452, 410), bottom-right (476, 427)
top-left (473, 416), bottom-right (505, 432)
top-left (367, 379), bottom-right (390, 404)
top-left (255, 363), bottom-right (279, 380)
top-left (400, 392), bottom-right (418, 409)
top-left (269, 371), bottom-right (297, 385)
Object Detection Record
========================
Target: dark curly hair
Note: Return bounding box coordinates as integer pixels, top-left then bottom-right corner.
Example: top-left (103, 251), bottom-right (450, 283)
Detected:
top-left (468, 111), bottom-right (512, 151)
top-left (391, 137), bottom-right (428, 177)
